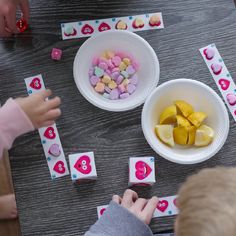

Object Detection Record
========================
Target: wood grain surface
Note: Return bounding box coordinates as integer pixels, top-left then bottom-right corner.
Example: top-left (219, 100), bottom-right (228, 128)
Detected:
top-left (0, 0), bottom-right (236, 235)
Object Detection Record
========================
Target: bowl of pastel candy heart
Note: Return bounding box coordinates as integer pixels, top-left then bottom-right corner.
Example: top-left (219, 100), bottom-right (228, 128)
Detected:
top-left (142, 79), bottom-right (229, 164)
top-left (73, 30), bottom-right (159, 112)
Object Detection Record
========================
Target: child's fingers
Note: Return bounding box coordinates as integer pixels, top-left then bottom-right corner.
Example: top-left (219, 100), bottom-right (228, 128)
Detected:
top-left (112, 195), bottom-right (122, 204)
top-left (0, 15), bottom-right (12, 37)
top-left (40, 89), bottom-right (52, 99)
top-left (46, 97), bottom-right (61, 110)
top-left (4, 6), bottom-right (17, 33)
top-left (121, 189), bottom-right (138, 208)
top-left (41, 120), bottom-right (55, 127)
top-left (44, 109), bottom-right (61, 121)
top-left (19, 0), bottom-right (30, 22)
top-left (132, 198), bottom-right (148, 212)
top-left (141, 196), bottom-right (159, 223)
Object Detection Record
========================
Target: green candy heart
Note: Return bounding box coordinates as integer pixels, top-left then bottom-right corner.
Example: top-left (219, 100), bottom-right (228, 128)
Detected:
top-left (95, 67), bottom-right (104, 77)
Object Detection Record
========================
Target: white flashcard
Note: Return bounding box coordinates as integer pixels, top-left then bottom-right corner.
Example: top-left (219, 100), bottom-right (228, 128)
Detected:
top-left (129, 156), bottom-right (156, 186)
top-left (61, 12), bottom-right (164, 40)
top-left (69, 152), bottom-right (97, 182)
top-left (24, 74), bottom-right (69, 179)
top-left (199, 44), bottom-right (236, 121)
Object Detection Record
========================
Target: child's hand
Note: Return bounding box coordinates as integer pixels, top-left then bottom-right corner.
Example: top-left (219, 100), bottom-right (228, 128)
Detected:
top-left (112, 189), bottom-right (158, 225)
top-left (15, 89), bottom-right (61, 129)
top-left (0, 0), bottom-right (29, 37)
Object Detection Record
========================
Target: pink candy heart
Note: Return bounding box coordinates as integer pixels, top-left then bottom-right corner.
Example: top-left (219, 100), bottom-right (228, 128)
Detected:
top-left (156, 200), bottom-right (169, 212)
top-left (135, 161), bottom-right (152, 180)
top-left (218, 79), bottom-right (230, 91)
top-left (203, 48), bottom-right (215, 60)
top-left (211, 63), bottom-right (222, 75)
top-left (226, 93), bottom-right (236, 106)
top-left (48, 144), bottom-right (61, 157)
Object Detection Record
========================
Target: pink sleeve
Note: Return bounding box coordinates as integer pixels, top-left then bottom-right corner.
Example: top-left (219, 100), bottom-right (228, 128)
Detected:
top-left (0, 98), bottom-right (34, 158)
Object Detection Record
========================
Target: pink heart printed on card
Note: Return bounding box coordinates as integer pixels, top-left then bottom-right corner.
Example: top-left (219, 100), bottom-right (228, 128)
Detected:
top-left (218, 78), bottom-right (230, 91)
top-left (203, 48), bottom-right (215, 60)
top-left (98, 22), bottom-right (111, 32)
top-left (100, 208), bottom-right (106, 216)
top-left (135, 161), bottom-right (152, 180)
top-left (74, 155), bottom-right (92, 174)
top-left (81, 24), bottom-right (94, 35)
top-left (48, 144), bottom-right (61, 157)
top-left (211, 63), bottom-right (222, 75)
top-left (226, 93), bottom-right (236, 106)
top-left (53, 161), bottom-right (66, 174)
top-left (30, 78), bottom-right (42, 90)
top-left (173, 198), bottom-right (177, 207)
top-left (44, 127), bottom-right (56, 139)
top-left (156, 200), bottom-right (169, 212)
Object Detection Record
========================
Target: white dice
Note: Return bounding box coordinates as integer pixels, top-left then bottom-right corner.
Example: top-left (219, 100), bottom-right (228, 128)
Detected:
top-left (129, 157), bottom-right (156, 186)
top-left (69, 152), bottom-right (97, 183)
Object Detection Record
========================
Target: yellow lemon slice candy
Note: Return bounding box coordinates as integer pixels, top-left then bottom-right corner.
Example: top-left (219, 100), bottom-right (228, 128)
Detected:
top-left (155, 125), bottom-right (174, 147)
top-left (159, 105), bottom-right (177, 124)
top-left (187, 126), bottom-right (196, 145)
top-left (195, 125), bottom-right (214, 147)
top-left (173, 127), bottom-right (188, 145)
top-left (176, 115), bottom-right (191, 127)
top-left (188, 112), bottom-right (207, 127)
top-left (175, 100), bottom-right (194, 117)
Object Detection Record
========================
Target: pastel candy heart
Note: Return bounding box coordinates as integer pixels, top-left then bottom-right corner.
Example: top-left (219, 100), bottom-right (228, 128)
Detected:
top-left (88, 67), bottom-right (94, 77)
top-left (135, 161), bottom-right (152, 180)
top-left (53, 161), bottom-right (66, 174)
top-left (112, 56), bottom-right (121, 67)
top-left (98, 22), bottom-right (111, 32)
top-left (203, 48), bottom-right (215, 60)
top-left (156, 200), bottom-right (169, 212)
top-left (127, 84), bottom-right (136, 94)
top-left (44, 127), bottom-right (56, 139)
top-left (211, 63), bottom-right (222, 75)
top-left (110, 88), bottom-right (120, 100)
top-left (120, 93), bottom-right (129, 99)
top-left (126, 65), bottom-right (135, 75)
top-left (116, 75), bottom-right (124, 85)
top-left (111, 72), bottom-right (120, 81)
top-left (30, 78), bottom-right (41, 90)
top-left (121, 70), bottom-right (129, 78)
top-left (74, 155), bottom-right (92, 175)
top-left (48, 144), bottom-right (61, 157)
top-left (129, 74), bottom-right (138, 85)
top-left (90, 76), bottom-right (100, 86)
top-left (226, 93), bottom-right (236, 106)
top-left (95, 67), bottom-right (104, 77)
top-left (219, 78), bottom-right (230, 90)
top-left (98, 62), bottom-right (108, 71)
top-left (81, 24), bottom-right (94, 35)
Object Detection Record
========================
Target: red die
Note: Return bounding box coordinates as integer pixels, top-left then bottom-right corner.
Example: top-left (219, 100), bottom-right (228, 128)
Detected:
top-left (51, 48), bottom-right (62, 61)
top-left (16, 18), bottom-right (28, 33)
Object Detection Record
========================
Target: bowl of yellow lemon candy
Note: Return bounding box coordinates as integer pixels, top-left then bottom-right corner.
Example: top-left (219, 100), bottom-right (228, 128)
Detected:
top-left (142, 79), bottom-right (229, 164)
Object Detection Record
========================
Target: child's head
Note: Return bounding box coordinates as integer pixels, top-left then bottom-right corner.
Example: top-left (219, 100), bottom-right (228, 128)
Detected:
top-left (175, 167), bottom-right (236, 236)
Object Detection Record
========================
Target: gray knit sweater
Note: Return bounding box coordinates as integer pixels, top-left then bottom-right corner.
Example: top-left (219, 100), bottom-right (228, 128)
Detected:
top-left (84, 201), bottom-right (154, 236)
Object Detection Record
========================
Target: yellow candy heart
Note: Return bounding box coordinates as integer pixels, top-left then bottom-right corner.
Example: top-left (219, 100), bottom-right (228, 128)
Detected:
top-left (102, 75), bottom-right (111, 84)
top-left (119, 62), bottom-right (127, 71)
top-left (95, 82), bottom-right (105, 93)
top-left (123, 58), bottom-right (131, 66)
top-left (108, 81), bottom-right (117, 89)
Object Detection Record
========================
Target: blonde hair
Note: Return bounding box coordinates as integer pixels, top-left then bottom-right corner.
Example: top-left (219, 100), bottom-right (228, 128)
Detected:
top-left (175, 167), bottom-right (236, 236)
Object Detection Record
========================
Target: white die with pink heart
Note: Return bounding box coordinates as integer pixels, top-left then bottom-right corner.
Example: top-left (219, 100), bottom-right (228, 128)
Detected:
top-left (69, 152), bottom-right (97, 182)
top-left (129, 156), bottom-right (156, 186)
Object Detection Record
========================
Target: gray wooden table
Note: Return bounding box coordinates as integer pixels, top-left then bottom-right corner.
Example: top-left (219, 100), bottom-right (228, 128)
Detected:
top-left (1, 0), bottom-right (236, 235)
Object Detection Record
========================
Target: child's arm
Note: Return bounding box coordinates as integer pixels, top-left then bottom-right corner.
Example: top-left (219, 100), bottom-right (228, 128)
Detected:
top-left (0, 89), bottom-right (61, 157)
top-left (0, 0), bottom-right (29, 37)
top-left (85, 189), bottom-right (158, 236)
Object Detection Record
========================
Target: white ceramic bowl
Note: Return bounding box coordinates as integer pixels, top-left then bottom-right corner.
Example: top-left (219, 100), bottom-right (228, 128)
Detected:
top-left (142, 79), bottom-right (229, 164)
top-left (73, 30), bottom-right (159, 112)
